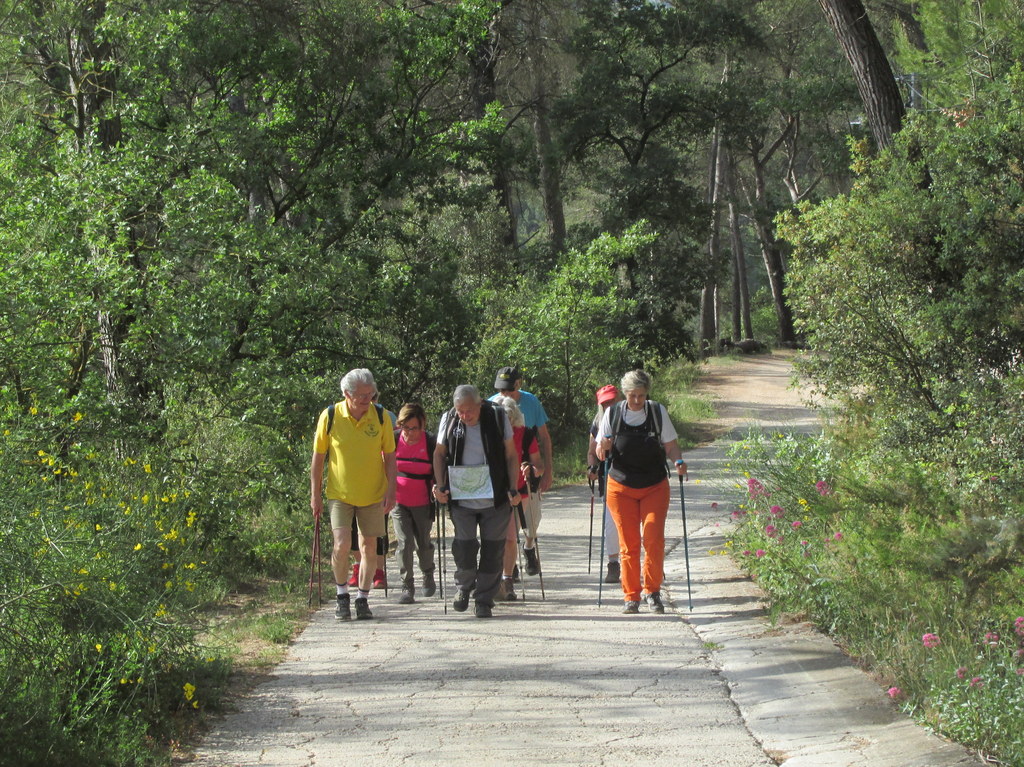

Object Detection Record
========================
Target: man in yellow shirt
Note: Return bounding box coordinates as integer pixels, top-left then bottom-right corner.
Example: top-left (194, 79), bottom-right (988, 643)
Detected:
top-left (311, 369), bottom-right (397, 620)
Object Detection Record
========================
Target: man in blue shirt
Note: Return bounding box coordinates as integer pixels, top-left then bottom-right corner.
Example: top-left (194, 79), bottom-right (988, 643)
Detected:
top-left (491, 367), bottom-right (553, 576)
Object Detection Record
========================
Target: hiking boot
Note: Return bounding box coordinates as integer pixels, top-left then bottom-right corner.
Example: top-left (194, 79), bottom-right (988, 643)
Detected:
top-left (335, 593), bottom-right (351, 621)
top-left (372, 568), bottom-right (387, 589)
top-left (347, 563), bottom-right (359, 587)
top-left (524, 546), bottom-right (540, 576)
top-left (623, 600), bottom-right (640, 614)
top-left (422, 571), bottom-right (436, 597)
top-left (474, 602), bottom-right (493, 618)
top-left (355, 597), bottom-right (373, 620)
top-left (512, 564), bottom-right (521, 583)
top-left (498, 578), bottom-right (517, 602)
top-left (398, 587), bottom-right (414, 605)
top-left (646, 591), bottom-right (665, 614)
top-left (453, 589), bottom-right (470, 612)
top-left (604, 559), bottom-right (620, 584)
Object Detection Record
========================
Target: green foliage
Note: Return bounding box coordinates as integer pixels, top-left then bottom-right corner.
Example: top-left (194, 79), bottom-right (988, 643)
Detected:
top-left (0, 416), bottom-right (231, 766)
top-left (463, 223), bottom-right (647, 430)
top-left (781, 69), bottom-right (1024, 488)
top-left (726, 430), bottom-right (1024, 763)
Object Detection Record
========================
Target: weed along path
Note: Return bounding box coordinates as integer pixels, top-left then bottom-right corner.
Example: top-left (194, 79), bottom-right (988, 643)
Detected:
top-left (191, 353), bottom-right (982, 767)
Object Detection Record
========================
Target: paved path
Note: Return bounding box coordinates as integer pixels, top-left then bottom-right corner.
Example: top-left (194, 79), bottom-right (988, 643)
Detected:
top-left (193, 356), bottom-right (983, 767)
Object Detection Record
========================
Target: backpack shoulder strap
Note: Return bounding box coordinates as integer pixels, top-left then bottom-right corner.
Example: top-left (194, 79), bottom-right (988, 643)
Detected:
top-left (426, 430), bottom-right (437, 457)
top-left (326, 403), bottom-right (336, 435)
top-left (648, 400), bottom-right (664, 443)
top-left (609, 400), bottom-right (625, 441)
top-left (374, 403), bottom-right (384, 425)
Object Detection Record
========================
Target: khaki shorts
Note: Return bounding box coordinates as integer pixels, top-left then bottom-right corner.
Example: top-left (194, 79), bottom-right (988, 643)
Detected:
top-left (328, 499), bottom-right (386, 538)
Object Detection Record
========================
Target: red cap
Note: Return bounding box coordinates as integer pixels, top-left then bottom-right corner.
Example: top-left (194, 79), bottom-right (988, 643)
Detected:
top-left (596, 385), bottom-right (619, 405)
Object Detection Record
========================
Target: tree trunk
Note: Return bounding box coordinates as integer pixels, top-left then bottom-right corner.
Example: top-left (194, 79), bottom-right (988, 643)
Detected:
top-left (527, 2), bottom-right (566, 254)
top-left (700, 127), bottom-right (726, 356)
top-left (744, 149), bottom-right (797, 346)
top-left (818, 0), bottom-right (906, 150)
top-left (726, 155), bottom-right (753, 341)
top-left (469, 12), bottom-right (518, 248)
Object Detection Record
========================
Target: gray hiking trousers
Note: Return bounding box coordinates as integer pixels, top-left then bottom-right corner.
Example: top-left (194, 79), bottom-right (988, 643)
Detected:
top-left (450, 501), bottom-right (509, 607)
top-left (391, 503), bottom-right (436, 590)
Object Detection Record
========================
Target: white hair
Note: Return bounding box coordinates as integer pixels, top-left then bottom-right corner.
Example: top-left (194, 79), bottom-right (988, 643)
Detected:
top-left (453, 384), bottom-right (481, 406)
top-left (340, 368), bottom-right (377, 396)
top-left (620, 369), bottom-right (652, 394)
top-left (494, 394), bottom-right (524, 428)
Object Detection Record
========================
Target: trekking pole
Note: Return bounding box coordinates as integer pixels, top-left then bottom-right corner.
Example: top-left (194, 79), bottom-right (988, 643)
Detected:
top-left (440, 502), bottom-right (448, 615)
top-left (598, 458), bottom-right (609, 607)
top-left (677, 465), bottom-right (693, 611)
top-left (514, 503), bottom-right (528, 603)
top-left (526, 481), bottom-right (545, 601)
top-left (587, 476), bottom-right (595, 574)
top-left (308, 512), bottom-right (322, 608)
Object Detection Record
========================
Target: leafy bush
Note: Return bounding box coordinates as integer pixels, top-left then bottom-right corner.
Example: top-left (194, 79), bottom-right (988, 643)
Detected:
top-left (726, 429), bottom-right (1024, 764)
top-left (0, 413), bottom-right (233, 766)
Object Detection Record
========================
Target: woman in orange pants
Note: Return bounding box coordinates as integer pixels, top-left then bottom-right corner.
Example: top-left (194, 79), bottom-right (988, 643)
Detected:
top-left (596, 370), bottom-right (687, 614)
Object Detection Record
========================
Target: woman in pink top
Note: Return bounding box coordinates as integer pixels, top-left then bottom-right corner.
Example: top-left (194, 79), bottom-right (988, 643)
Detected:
top-left (392, 403), bottom-right (437, 604)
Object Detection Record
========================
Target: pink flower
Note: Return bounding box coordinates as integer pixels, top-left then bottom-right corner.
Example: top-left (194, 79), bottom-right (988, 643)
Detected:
top-left (791, 520), bottom-right (803, 529)
top-left (747, 478), bottom-right (770, 499)
top-left (984, 632), bottom-right (1000, 646)
top-left (711, 502), bottom-right (719, 510)
top-left (969, 676), bottom-right (983, 689)
top-left (887, 686), bottom-right (902, 699)
top-left (800, 540), bottom-right (809, 547)
top-left (755, 549), bottom-right (766, 558)
top-left (816, 480), bottom-right (833, 496)
top-left (765, 524), bottom-right (777, 536)
top-left (833, 531), bottom-right (843, 541)
top-left (770, 505), bottom-right (785, 518)
top-left (1016, 668), bottom-right (1024, 676)
top-left (922, 633), bottom-right (941, 649)
top-left (1015, 617), bottom-right (1024, 637)
top-left (956, 667), bottom-right (967, 680)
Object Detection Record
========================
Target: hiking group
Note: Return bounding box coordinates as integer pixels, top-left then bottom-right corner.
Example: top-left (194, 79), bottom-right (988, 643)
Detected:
top-left (310, 366), bottom-right (687, 620)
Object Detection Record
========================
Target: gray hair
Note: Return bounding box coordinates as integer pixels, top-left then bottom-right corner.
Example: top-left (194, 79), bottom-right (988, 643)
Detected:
top-left (340, 368), bottom-right (377, 396)
top-left (494, 394), bottom-right (524, 428)
top-left (620, 369), bottom-right (652, 394)
top-left (452, 384), bottom-right (482, 406)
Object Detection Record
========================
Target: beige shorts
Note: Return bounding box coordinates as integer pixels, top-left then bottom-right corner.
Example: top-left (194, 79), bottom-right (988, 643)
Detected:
top-left (328, 499), bottom-right (386, 538)
top-left (512, 493), bottom-right (541, 539)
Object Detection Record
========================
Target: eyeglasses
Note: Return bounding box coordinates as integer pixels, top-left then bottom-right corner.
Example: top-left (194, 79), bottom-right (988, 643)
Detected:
top-left (400, 424), bottom-right (422, 432)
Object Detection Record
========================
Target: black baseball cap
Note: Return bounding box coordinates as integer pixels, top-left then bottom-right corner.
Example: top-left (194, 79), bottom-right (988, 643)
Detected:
top-left (494, 366), bottom-right (520, 391)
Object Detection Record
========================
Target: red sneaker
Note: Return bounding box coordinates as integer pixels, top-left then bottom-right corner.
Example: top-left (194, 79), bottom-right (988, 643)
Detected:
top-left (347, 563), bottom-right (359, 587)
top-left (373, 568), bottom-right (387, 589)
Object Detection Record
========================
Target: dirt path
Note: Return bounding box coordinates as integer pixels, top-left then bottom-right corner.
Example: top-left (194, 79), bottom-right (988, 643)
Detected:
top-left (188, 354), bottom-right (979, 767)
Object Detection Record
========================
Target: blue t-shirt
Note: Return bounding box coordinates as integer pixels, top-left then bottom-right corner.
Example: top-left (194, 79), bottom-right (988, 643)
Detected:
top-left (489, 389), bottom-right (548, 429)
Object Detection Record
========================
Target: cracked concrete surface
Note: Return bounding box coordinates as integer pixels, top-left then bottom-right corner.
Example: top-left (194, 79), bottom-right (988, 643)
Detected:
top-left (191, 354), bottom-right (983, 767)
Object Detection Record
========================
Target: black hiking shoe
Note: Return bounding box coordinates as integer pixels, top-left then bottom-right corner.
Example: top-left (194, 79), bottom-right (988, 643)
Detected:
top-left (453, 589), bottom-right (470, 612)
top-left (354, 597), bottom-right (373, 620)
top-left (422, 571), bottom-right (436, 597)
top-left (604, 559), bottom-right (620, 584)
top-left (646, 591), bottom-right (665, 614)
top-left (474, 602), bottom-right (493, 618)
top-left (524, 546), bottom-right (540, 576)
top-left (398, 587), bottom-right (414, 605)
top-left (512, 564), bottom-right (520, 582)
top-left (335, 593), bottom-right (351, 621)
top-left (623, 600), bottom-right (640, 614)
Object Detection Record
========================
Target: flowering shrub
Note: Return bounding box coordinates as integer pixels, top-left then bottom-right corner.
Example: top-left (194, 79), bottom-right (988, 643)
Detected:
top-left (725, 429), bottom-right (1024, 763)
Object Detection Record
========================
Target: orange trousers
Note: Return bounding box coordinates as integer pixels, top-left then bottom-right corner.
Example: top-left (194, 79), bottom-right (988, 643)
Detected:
top-left (606, 477), bottom-right (669, 602)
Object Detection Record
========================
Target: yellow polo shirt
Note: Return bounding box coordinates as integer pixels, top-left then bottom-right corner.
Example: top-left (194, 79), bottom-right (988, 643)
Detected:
top-left (314, 402), bottom-right (396, 506)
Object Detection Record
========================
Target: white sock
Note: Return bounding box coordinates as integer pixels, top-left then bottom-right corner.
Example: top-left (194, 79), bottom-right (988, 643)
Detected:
top-left (357, 589), bottom-right (370, 600)
top-left (337, 584), bottom-right (348, 596)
